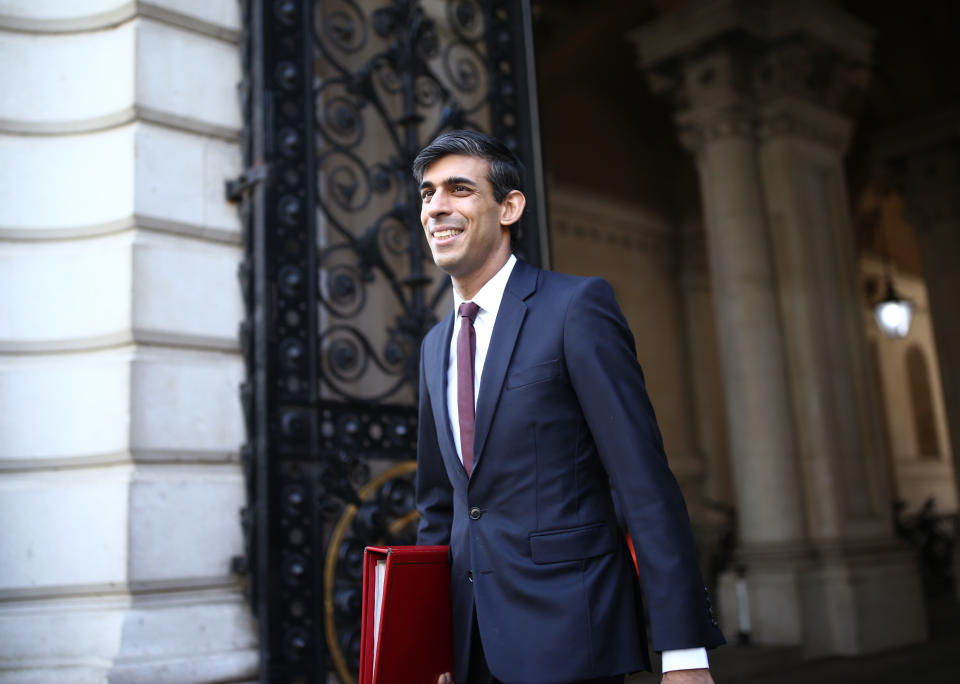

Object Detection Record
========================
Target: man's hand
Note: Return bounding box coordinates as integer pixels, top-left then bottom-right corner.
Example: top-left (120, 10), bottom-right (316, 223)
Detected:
top-left (662, 668), bottom-right (714, 684)
top-left (437, 672), bottom-right (452, 684)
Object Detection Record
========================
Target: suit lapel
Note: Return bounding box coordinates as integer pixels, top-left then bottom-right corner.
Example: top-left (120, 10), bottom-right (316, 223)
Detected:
top-left (472, 260), bottom-right (539, 475)
top-left (424, 310), bottom-right (468, 486)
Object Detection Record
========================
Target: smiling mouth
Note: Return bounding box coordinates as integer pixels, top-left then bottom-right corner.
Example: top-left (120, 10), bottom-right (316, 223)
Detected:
top-left (432, 229), bottom-right (463, 240)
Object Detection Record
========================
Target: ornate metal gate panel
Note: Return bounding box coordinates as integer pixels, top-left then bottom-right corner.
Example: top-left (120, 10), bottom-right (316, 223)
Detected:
top-left (231, 1), bottom-right (546, 681)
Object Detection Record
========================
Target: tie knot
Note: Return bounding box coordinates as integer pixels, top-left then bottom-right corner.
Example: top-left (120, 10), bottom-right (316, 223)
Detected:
top-left (459, 301), bottom-right (480, 323)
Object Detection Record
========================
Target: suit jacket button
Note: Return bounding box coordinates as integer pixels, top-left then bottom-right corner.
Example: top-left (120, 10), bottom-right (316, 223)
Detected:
top-left (469, 507), bottom-right (482, 520)
top-left (467, 571), bottom-right (474, 582)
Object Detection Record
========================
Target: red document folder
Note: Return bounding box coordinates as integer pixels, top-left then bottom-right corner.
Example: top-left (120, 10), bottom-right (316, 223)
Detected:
top-left (359, 545), bottom-right (453, 684)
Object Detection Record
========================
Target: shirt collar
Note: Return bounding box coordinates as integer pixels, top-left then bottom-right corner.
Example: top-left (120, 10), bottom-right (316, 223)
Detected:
top-left (453, 253), bottom-right (517, 318)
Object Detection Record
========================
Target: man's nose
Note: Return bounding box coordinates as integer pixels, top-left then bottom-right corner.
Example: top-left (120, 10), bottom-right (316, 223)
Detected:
top-left (425, 191), bottom-right (451, 217)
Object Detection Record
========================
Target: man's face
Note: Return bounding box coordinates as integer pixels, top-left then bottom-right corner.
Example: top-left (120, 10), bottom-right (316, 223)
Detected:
top-left (419, 154), bottom-right (511, 280)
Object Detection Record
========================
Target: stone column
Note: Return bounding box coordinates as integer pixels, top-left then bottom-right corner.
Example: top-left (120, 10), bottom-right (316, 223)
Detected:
top-left (688, 106), bottom-right (809, 547)
top-left (754, 64), bottom-right (926, 658)
top-left (674, 47), bottom-right (811, 648)
top-left (876, 110), bottom-right (960, 595)
top-left (632, 0), bottom-right (926, 655)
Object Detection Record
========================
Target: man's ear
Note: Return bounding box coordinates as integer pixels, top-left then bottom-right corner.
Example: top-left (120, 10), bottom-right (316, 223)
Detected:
top-left (499, 190), bottom-right (526, 227)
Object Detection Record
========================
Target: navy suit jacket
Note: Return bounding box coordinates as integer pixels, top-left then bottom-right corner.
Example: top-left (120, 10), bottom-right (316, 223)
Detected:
top-left (416, 259), bottom-right (724, 684)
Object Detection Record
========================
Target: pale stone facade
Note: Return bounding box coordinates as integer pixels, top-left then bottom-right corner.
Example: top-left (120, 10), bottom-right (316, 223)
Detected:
top-left (0, 1), bottom-right (257, 681)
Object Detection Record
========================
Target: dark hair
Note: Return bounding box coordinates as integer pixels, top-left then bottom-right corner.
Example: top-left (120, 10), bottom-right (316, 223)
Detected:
top-left (413, 130), bottom-right (525, 238)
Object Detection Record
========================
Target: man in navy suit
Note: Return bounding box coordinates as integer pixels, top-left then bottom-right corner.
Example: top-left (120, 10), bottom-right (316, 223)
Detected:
top-left (414, 130), bottom-right (724, 684)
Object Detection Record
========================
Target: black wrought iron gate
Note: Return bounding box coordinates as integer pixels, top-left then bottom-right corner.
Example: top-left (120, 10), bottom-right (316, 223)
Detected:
top-left (230, 1), bottom-right (546, 681)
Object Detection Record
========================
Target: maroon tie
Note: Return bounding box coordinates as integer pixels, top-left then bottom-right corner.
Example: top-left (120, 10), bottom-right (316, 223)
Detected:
top-left (457, 302), bottom-right (480, 476)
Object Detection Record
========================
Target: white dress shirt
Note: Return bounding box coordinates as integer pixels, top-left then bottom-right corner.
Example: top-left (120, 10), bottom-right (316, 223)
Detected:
top-left (444, 253), bottom-right (709, 674)
top-left (446, 254), bottom-right (518, 463)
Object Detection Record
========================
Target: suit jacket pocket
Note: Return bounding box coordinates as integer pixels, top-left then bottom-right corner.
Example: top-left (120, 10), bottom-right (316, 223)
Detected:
top-left (505, 358), bottom-right (563, 390)
top-left (529, 521), bottom-right (615, 564)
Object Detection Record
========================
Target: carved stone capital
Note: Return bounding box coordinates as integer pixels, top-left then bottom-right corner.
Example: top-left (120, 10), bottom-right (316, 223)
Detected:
top-left (677, 105), bottom-right (756, 155)
top-left (757, 96), bottom-right (854, 152)
top-left (752, 39), bottom-right (871, 114)
top-left (631, 0), bottom-right (873, 152)
top-left (631, 0), bottom-right (872, 72)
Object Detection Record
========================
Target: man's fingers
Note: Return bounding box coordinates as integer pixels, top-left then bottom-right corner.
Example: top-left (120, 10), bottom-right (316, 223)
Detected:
top-left (438, 672), bottom-right (453, 684)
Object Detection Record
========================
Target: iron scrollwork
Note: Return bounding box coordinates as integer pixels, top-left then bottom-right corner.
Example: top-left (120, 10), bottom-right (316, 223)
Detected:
top-left (312, 0), bottom-right (495, 405)
top-left (234, 1), bottom-right (544, 681)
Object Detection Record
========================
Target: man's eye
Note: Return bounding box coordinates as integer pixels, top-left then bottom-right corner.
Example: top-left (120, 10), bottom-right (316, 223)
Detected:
top-left (454, 185), bottom-right (469, 193)
top-left (421, 190), bottom-right (434, 200)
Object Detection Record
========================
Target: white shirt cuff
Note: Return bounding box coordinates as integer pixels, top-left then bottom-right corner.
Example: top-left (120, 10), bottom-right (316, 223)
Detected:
top-left (661, 647), bottom-right (709, 673)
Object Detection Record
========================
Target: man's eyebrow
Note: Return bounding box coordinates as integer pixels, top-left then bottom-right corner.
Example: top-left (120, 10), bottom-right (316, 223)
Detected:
top-left (441, 176), bottom-right (476, 187)
top-left (420, 176), bottom-right (477, 190)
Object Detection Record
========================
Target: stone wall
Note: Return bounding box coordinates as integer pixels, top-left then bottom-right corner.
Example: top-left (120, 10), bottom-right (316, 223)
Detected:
top-left (0, 1), bottom-right (257, 680)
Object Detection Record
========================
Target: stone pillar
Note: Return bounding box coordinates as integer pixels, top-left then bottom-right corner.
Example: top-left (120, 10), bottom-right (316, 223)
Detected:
top-left (0, 1), bottom-right (257, 679)
top-left (876, 110), bottom-right (960, 596)
top-left (674, 47), bottom-right (811, 648)
top-left (632, 0), bottom-right (926, 656)
top-left (686, 103), bottom-right (807, 547)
